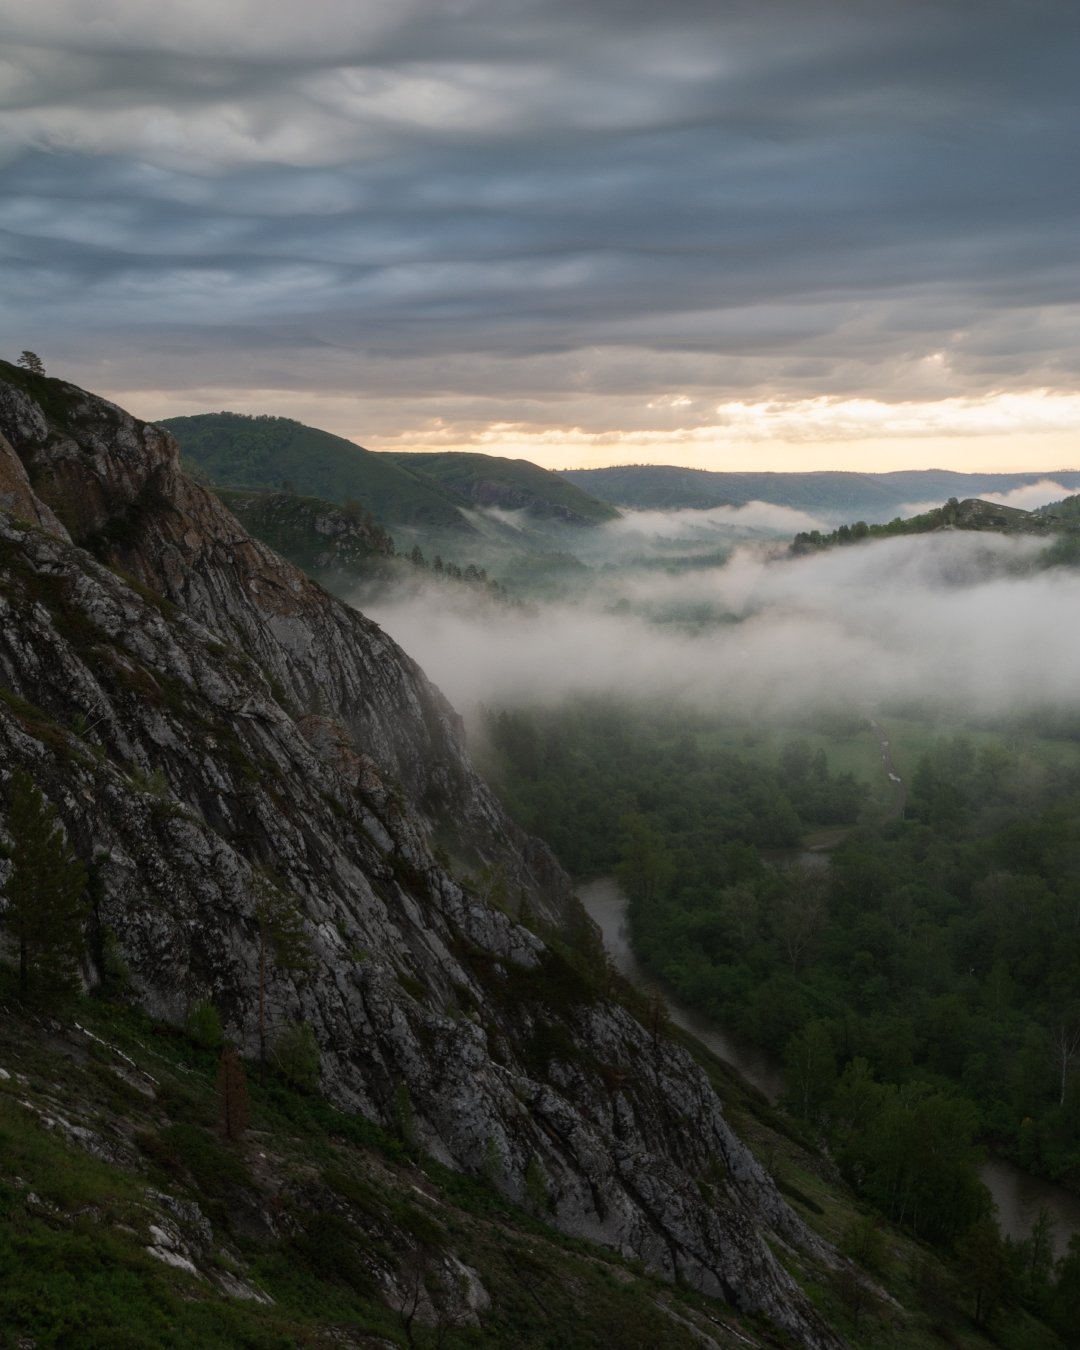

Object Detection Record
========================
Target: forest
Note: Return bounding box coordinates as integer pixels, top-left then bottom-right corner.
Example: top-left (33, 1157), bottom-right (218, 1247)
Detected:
top-left (484, 700), bottom-right (1080, 1332)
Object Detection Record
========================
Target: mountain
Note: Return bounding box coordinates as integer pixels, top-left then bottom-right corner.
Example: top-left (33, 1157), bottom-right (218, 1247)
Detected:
top-left (562, 465), bottom-right (1080, 523)
top-left (379, 451), bottom-right (621, 526)
top-left (159, 411), bottom-right (477, 533)
top-left (0, 361), bottom-right (848, 1348)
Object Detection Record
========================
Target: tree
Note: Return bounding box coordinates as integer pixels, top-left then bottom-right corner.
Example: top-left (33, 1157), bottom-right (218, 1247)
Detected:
top-left (1049, 1234), bottom-right (1080, 1346)
top-left (836, 1267), bottom-right (878, 1333)
top-left (615, 814), bottom-right (673, 906)
top-left (251, 867), bottom-right (312, 1084)
top-left (2, 767), bottom-right (89, 1001)
top-left (185, 998), bottom-right (223, 1050)
top-left (216, 1049), bottom-right (250, 1140)
top-left (524, 1153), bottom-right (549, 1215)
top-left (1054, 1023), bottom-right (1080, 1106)
top-left (840, 1214), bottom-right (888, 1275)
top-left (772, 865), bottom-right (828, 975)
top-left (16, 351), bottom-right (44, 375)
top-left (955, 1216), bottom-right (1012, 1326)
top-left (272, 1021), bottom-right (320, 1090)
top-left (720, 884), bottom-right (758, 952)
top-left (783, 1020), bottom-right (836, 1123)
top-left (846, 1082), bottom-right (990, 1244)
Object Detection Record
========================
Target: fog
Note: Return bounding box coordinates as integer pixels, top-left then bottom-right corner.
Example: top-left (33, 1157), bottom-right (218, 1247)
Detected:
top-left (361, 529), bottom-right (1078, 724)
top-left (595, 502), bottom-right (829, 541)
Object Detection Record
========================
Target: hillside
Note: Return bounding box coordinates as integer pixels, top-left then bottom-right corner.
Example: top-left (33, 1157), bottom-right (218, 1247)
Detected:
top-left (562, 466), bottom-right (1080, 523)
top-left (380, 451), bottom-right (621, 526)
top-left (0, 361), bottom-right (856, 1348)
top-left (159, 412), bottom-right (476, 533)
top-left (790, 495), bottom-right (1066, 555)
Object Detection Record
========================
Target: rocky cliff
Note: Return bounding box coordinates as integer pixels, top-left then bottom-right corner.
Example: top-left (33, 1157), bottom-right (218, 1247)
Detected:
top-left (0, 363), bottom-right (847, 1348)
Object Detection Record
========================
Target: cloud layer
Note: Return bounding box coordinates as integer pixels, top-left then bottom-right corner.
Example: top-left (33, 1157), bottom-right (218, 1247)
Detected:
top-left (1, 0), bottom-right (1078, 465)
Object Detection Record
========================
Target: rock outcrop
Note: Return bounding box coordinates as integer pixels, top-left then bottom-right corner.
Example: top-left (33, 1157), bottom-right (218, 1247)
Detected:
top-left (0, 363), bottom-right (847, 1348)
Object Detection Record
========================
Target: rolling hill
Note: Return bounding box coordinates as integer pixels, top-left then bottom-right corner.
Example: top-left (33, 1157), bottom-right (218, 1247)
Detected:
top-left (159, 412), bottom-right (477, 532)
top-left (378, 450), bottom-right (620, 525)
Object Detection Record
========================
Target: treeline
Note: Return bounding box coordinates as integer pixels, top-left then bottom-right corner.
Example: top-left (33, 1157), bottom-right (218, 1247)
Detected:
top-left (481, 701), bottom-right (868, 883)
top-left (792, 492), bottom-right (1080, 562)
top-left (791, 498), bottom-right (989, 555)
top-left (404, 544), bottom-right (511, 603)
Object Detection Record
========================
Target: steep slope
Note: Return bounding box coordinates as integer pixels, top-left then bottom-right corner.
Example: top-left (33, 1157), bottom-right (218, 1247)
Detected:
top-left (380, 451), bottom-right (621, 525)
top-left (0, 365), bottom-right (847, 1347)
top-left (160, 411), bottom-right (477, 534)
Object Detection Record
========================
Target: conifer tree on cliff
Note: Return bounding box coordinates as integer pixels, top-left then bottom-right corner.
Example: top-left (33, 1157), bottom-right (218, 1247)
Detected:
top-left (2, 767), bottom-right (89, 1001)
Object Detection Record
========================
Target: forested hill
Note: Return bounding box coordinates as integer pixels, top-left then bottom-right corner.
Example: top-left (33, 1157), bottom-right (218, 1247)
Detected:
top-left (790, 496), bottom-right (1068, 555)
top-left (160, 412), bottom-right (477, 532)
top-left (379, 450), bottom-right (620, 525)
top-left (787, 494), bottom-right (1080, 569)
top-left (160, 413), bottom-right (619, 533)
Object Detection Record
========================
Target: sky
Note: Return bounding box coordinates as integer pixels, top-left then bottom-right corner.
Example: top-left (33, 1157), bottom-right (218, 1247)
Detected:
top-left (1, 0), bottom-right (1078, 473)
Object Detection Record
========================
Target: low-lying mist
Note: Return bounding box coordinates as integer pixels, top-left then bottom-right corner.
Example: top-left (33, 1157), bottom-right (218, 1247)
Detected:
top-left (359, 529), bottom-right (1079, 726)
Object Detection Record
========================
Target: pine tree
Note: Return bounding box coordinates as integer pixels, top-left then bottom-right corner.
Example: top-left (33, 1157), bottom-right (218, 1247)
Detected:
top-left (956, 1216), bottom-right (1012, 1325)
top-left (216, 1050), bottom-right (250, 1140)
top-left (2, 767), bottom-right (89, 1001)
top-left (16, 351), bottom-right (44, 376)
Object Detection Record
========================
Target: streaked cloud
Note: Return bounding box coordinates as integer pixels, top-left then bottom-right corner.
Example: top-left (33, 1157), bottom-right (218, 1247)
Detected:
top-left (1, 0), bottom-right (1077, 469)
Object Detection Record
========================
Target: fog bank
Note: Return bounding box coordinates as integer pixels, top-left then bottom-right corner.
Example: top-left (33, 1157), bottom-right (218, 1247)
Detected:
top-left (361, 531), bottom-right (1074, 722)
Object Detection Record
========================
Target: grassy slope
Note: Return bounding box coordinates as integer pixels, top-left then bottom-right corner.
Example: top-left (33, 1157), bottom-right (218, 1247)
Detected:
top-left (380, 452), bottom-right (621, 524)
top-left (159, 414), bottom-right (474, 533)
top-left (0, 984), bottom-right (1056, 1350)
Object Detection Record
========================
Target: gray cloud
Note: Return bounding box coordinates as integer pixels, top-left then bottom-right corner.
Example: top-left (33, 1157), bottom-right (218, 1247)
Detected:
top-left (0, 0), bottom-right (1077, 418)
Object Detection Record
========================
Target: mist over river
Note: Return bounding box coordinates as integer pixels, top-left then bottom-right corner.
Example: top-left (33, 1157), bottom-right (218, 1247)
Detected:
top-left (578, 876), bottom-right (1080, 1258)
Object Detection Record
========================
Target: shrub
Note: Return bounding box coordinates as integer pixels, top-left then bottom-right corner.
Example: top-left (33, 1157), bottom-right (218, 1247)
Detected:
top-left (185, 999), bottom-right (223, 1050)
top-left (272, 1022), bottom-right (320, 1092)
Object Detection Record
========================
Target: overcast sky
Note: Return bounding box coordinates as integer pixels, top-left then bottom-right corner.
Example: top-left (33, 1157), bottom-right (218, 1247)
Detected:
top-left (1, 0), bottom-right (1077, 471)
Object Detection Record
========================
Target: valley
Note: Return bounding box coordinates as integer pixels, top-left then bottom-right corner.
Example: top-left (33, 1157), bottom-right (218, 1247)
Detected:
top-left (2, 365), bottom-right (1080, 1346)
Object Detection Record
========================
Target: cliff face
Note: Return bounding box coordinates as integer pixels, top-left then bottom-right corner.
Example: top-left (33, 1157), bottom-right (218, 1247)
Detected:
top-left (0, 366), bottom-right (846, 1349)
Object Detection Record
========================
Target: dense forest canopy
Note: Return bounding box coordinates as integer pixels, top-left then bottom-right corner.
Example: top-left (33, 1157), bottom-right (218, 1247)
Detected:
top-left (484, 698), bottom-right (1080, 1319)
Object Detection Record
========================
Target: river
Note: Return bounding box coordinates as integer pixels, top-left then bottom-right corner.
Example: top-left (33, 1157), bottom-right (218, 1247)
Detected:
top-left (578, 874), bottom-right (1080, 1258)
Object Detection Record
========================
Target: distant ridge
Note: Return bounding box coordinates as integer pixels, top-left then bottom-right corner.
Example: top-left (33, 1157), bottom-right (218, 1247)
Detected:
top-left (562, 464), bottom-right (1080, 523)
top-left (379, 449), bottom-right (619, 526)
